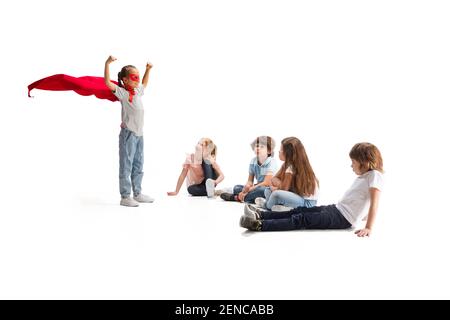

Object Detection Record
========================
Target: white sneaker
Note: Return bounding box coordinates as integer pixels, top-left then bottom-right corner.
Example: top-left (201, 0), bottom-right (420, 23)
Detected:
top-left (120, 197), bottom-right (140, 207)
top-left (205, 179), bottom-right (215, 198)
top-left (271, 204), bottom-right (293, 212)
top-left (244, 203), bottom-right (261, 220)
top-left (254, 197), bottom-right (267, 208)
top-left (133, 194), bottom-right (155, 203)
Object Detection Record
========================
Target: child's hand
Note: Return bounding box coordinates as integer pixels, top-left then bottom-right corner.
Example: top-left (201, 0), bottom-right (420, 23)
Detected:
top-left (146, 62), bottom-right (153, 70)
top-left (106, 55), bottom-right (117, 64)
top-left (270, 186), bottom-right (279, 191)
top-left (194, 146), bottom-right (203, 164)
top-left (203, 155), bottom-right (216, 165)
top-left (237, 192), bottom-right (246, 202)
top-left (271, 177), bottom-right (281, 188)
top-left (167, 191), bottom-right (178, 196)
top-left (355, 228), bottom-right (371, 237)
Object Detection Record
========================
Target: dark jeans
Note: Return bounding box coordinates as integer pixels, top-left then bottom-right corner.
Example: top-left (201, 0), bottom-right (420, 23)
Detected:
top-left (233, 185), bottom-right (267, 203)
top-left (260, 205), bottom-right (352, 232)
top-left (188, 161), bottom-right (218, 196)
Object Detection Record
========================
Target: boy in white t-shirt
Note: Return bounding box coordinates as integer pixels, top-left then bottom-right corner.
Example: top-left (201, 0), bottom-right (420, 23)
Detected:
top-left (241, 142), bottom-right (384, 237)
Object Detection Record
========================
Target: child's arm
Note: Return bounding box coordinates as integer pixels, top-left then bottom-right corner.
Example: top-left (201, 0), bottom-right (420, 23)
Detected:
top-left (237, 175), bottom-right (255, 201)
top-left (142, 62), bottom-right (153, 88)
top-left (355, 188), bottom-right (381, 237)
top-left (270, 168), bottom-right (291, 191)
top-left (212, 164), bottom-right (225, 186)
top-left (249, 174), bottom-right (273, 191)
top-left (270, 169), bottom-right (282, 190)
top-left (279, 173), bottom-right (293, 191)
top-left (240, 174), bottom-right (273, 200)
top-left (104, 56), bottom-right (117, 92)
top-left (167, 167), bottom-right (189, 196)
top-left (242, 175), bottom-right (255, 192)
top-left (270, 177), bottom-right (281, 190)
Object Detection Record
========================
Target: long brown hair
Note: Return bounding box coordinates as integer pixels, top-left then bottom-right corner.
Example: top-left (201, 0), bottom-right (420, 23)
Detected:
top-left (276, 137), bottom-right (318, 197)
top-left (349, 142), bottom-right (384, 173)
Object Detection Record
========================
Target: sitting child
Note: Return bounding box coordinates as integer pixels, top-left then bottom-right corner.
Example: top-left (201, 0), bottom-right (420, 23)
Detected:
top-left (240, 142), bottom-right (383, 238)
top-left (168, 138), bottom-right (224, 197)
top-left (220, 136), bottom-right (277, 204)
top-left (254, 137), bottom-right (319, 211)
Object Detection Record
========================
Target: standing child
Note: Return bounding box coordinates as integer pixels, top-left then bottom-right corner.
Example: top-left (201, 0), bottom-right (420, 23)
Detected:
top-left (220, 136), bottom-right (277, 204)
top-left (167, 138), bottom-right (224, 197)
top-left (254, 137), bottom-right (319, 211)
top-left (104, 55), bottom-right (154, 207)
top-left (241, 142), bottom-right (383, 237)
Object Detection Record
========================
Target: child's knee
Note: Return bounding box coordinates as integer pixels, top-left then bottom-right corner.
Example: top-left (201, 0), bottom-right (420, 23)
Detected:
top-left (271, 190), bottom-right (281, 200)
top-left (233, 185), bottom-right (243, 194)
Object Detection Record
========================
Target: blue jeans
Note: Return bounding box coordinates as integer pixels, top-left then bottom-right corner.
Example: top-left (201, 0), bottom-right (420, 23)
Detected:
top-left (233, 185), bottom-right (266, 203)
top-left (264, 189), bottom-right (317, 209)
top-left (119, 128), bottom-right (144, 198)
top-left (260, 205), bottom-right (351, 231)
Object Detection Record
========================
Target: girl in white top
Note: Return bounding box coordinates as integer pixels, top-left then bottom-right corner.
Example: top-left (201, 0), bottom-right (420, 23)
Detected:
top-left (254, 137), bottom-right (319, 211)
top-left (241, 142), bottom-right (384, 237)
top-left (104, 56), bottom-right (154, 207)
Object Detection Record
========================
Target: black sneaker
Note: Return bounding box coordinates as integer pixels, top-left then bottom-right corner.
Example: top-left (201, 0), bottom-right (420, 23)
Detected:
top-left (239, 215), bottom-right (262, 231)
top-left (220, 192), bottom-right (236, 201)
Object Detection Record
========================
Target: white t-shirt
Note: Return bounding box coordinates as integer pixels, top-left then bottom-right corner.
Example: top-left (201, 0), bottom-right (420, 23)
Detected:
top-left (336, 170), bottom-right (384, 226)
top-left (114, 85), bottom-right (145, 136)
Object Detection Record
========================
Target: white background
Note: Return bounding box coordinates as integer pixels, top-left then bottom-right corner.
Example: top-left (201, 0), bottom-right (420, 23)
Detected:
top-left (1, 0), bottom-right (449, 299)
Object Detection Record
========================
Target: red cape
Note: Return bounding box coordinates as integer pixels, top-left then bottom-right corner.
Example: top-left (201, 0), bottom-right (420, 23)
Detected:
top-left (28, 74), bottom-right (119, 102)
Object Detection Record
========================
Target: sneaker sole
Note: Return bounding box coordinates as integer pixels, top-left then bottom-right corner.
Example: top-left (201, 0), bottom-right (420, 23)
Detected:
top-left (244, 204), bottom-right (258, 219)
top-left (120, 202), bottom-right (139, 207)
top-left (239, 215), bottom-right (246, 228)
top-left (133, 198), bottom-right (155, 203)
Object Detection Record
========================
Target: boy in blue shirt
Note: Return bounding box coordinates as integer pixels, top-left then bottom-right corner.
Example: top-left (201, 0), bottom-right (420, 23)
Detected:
top-left (221, 136), bottom-right (277, 203)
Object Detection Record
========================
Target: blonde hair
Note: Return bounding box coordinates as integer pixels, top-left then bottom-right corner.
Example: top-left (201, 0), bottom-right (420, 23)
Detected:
top-left (201, 138), bottom-right (217, 158)
top-left (349, 142), bottom-right (384, 173)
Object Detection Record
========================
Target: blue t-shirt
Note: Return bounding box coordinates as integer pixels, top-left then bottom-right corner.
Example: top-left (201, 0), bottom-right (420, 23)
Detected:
top-left (248, 156), bottom-right (277, 183)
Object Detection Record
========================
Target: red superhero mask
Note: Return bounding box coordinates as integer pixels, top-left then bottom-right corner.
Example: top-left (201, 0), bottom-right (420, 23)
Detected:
top-left (125, 74), bottom-right (140, 103)
top-left (128, 74), bottom-right (140, 82)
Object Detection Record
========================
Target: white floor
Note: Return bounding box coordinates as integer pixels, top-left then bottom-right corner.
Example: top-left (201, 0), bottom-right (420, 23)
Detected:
top-left (1, 183), bottom-right (449, 299)
top-left (1, 91), bottom-right (450, 300)
top-left (3, 0), bottom-right (450, 299)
